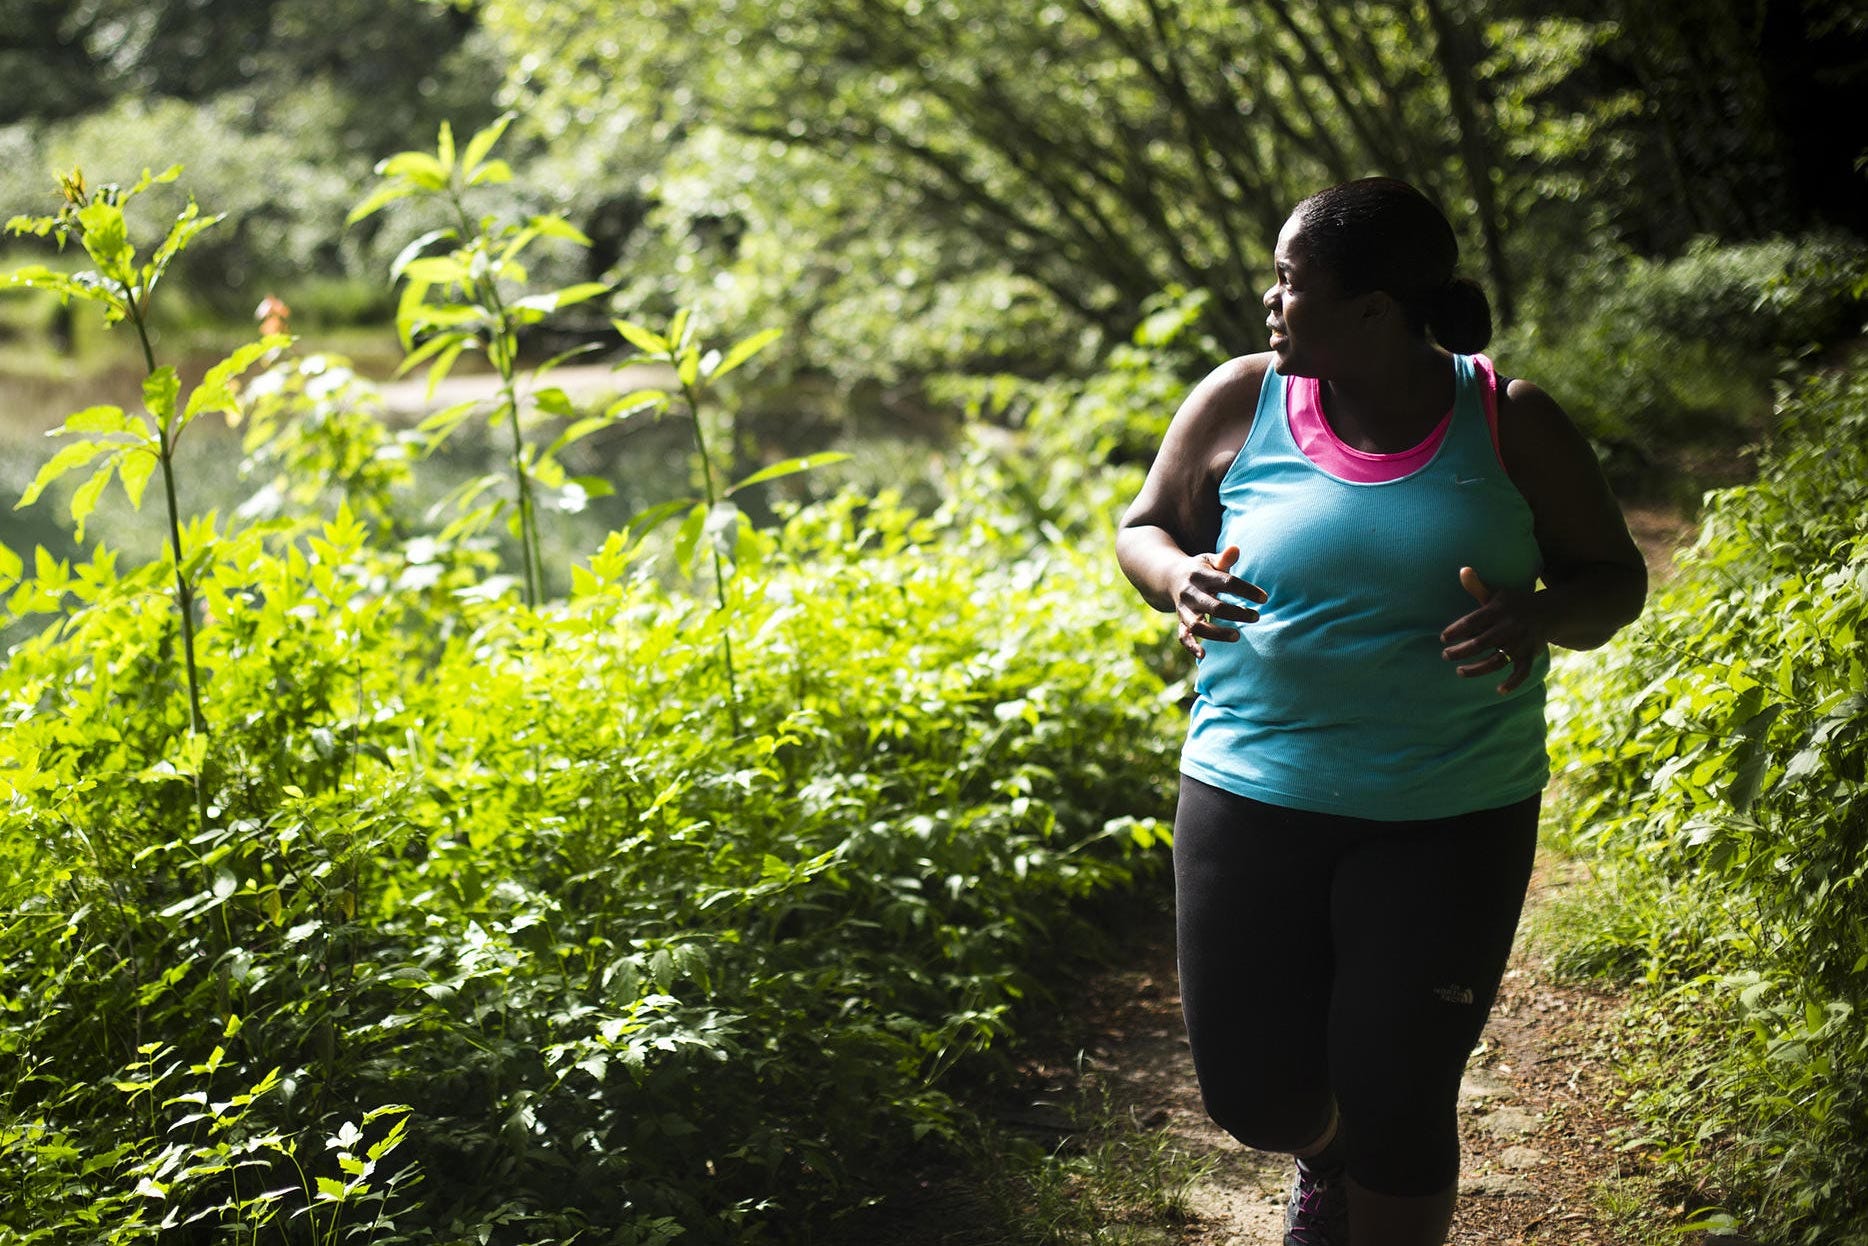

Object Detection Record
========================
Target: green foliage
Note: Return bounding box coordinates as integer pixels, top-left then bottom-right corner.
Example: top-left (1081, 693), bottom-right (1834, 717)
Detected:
top-left (1497, 232), bottom-right (1868, 493)
top-left (0, 0), bottom-right (504, 307)
top-left (0, 486), bottom-right (1177, 1242)
top-left (479, 0), bottom-right (1562, 371)
top-left (1547, 364), bottom-right (1868, 1245)
top-left (357, 115), bottom-right (616, 608)
top-left (0, 146), bottom-right (1184, 1245)
top-left (7, 166), bottom-right (292, 748)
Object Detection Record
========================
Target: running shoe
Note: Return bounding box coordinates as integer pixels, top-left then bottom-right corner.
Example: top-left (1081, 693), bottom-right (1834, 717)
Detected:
top-left (1283, 1160), bottom-right (1349, 1246)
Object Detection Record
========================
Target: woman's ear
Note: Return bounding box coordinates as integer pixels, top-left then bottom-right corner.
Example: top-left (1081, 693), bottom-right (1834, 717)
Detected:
top-left (1357, 289), bottom-right (1396, 325)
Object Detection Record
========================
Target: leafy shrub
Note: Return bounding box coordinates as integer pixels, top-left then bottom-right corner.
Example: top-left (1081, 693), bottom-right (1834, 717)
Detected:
top-left (1547, 364), bottom-right (1868, 1245)
top-left (0, 481), bottom-right (1176, 1242)
top-left (0, 149), bottom-right (1184, 1243)
top-left (1497, 232), bottom-right (1867, 494)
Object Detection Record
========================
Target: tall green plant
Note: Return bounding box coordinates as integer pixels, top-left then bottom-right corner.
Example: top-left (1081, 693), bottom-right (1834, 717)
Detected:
top-left (350, 115), bottom-right (613, 608)
top-left (610, 311), bottom-right (847, 711)
top-left (5, 166), bottom-right (285, 748)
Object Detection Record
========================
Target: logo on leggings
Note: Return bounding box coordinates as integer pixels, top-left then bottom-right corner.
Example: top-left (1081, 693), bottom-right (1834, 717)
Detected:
top-left (1433, 984), bottom-right (1475, 1005)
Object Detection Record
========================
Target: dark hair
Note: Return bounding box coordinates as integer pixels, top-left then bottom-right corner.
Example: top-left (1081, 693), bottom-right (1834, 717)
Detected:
top-left (1291, 177), bottom-right (1492, 353)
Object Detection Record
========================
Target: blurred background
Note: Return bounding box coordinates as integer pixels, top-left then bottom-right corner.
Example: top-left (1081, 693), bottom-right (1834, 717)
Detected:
top-left (2, 0), bottom-right (1865, 559)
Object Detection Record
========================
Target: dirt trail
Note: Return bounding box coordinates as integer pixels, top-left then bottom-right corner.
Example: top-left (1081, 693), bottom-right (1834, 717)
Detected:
top-left (1077, 857), bottom-right (1646, 1245)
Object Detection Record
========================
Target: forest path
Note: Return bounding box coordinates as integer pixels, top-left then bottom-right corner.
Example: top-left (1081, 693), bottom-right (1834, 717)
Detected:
top-left (1072, 856), bottom-right (1651, 1246)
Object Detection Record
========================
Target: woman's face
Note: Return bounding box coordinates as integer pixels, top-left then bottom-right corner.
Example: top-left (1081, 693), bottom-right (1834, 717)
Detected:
top-left (1262, 212), bottom-right (1365, 378)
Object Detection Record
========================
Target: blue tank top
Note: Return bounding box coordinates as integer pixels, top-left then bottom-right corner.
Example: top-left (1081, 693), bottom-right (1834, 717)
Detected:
top-left (1180, 355), bottom-right (1549, 820)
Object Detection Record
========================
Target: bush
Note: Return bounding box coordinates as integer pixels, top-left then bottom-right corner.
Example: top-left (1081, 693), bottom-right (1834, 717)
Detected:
top-left (1547, 363), bottom-right (1868, 1245)
top-left (0, 479), bottom-right (1179, 1242)
top-left (1496, 233), bottom-right (1868, 496)
top-left (0, 155), bottom-right (1185, 1242)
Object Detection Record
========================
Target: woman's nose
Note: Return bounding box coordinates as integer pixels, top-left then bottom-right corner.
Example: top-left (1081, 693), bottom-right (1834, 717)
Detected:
top-left (1262, 282), bottom-right (1280, 310)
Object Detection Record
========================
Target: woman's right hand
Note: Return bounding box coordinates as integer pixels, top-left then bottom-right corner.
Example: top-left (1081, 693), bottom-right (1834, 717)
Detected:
top-left (1174, 544), bottom-right (1267, 659)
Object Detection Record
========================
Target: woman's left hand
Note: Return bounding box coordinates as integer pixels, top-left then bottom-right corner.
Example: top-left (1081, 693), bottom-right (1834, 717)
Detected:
top-left (1440, 566), bottom-right (1547, 694)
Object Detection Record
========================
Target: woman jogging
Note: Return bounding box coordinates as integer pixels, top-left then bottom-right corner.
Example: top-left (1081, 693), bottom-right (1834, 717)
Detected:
top-left (1114, 177), bottom-right (1647, 1246)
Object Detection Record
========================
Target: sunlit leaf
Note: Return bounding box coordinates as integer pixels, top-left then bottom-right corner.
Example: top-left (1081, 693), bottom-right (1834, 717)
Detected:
top-left (118, 446), bottom-right (159, 511)
top-left (673, 500), bottom-right (707, 572)
top-left (465, 159), bottom-right (512, 187)
top-left (390, 229), bottom-right (457, 281)
top-left (143, 367), bottom-right (180, 434)
top-left (68, 452), bottom-right (117, 540)
top-left (462, 114), bottom-right (513, 177)
top-left (529, 215), bottom-right (593, 247)
top-left (17, 439), bottom-right (115, 508)
top-left (377, 150), bottom-right (448, 191)
top-left (346, 183), bottom-right (416, 226)
top-left (604, 388), bottom-right (669, 420)
top-left (435, 120), bottom-right (456, 178)
top-left (613, 319), bottom-right (668, 356)
top-left (709, 328), bottom-right (783, 383)
top-left (511, 282), bottom-right (610, 316)
top-left (184, 336), bottom-right (291, 425)
top-left (53, 405), bottom-right (133, 437)
top-left (74, 200), bottom-right (133, 284)
top-left (727, 452), bottom-right (851, 495)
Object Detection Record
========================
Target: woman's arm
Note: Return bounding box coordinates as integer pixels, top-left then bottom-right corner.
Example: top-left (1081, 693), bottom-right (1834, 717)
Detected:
top-left (1116, 354), bottom-right (1271, 658)
top-left (1440, 377), bottom-right (1648, 690)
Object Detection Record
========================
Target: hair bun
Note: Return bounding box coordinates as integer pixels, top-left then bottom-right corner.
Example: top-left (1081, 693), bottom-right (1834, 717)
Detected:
top-left (1428, 276), bottom-right (1492, 354)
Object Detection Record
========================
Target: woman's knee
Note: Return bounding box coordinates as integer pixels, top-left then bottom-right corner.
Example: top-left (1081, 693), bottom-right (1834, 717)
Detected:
top-left (1339, 1098), bottom-right (1461, 1195)
top-left (1198, 1077), bottom-right (1333, 1154)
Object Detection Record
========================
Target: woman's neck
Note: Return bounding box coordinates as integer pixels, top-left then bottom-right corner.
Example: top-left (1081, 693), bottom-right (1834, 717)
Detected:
top-left (1319, 342), bottom-right (1454, 454)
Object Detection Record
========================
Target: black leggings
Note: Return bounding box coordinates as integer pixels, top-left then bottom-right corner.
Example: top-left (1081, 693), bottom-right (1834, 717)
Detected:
top-left (1172, 775), bottom-right (1538, 1196)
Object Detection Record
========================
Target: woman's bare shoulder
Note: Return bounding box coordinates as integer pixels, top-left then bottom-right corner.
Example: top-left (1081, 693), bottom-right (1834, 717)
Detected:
top-left (1173, 351), bottom-right (1275, 450)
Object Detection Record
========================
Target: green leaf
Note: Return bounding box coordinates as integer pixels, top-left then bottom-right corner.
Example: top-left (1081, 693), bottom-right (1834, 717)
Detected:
top-left (622, 497), bottom-right (696, 546)
top-left (530, 215), bottom-right (593, 246)
top-left (709, 328), bottom-right (783, 382)
top-left (54, 405), bottom-right (133, 437)
top-left (143, 367), bottom-right (180, 433)
top-left (16, 439), bottom-right (115, 508)
top-left (466, 159), bottom-right (513, 187)
top-left (612, 319), bottom-right (669, 356)
top-left (377, 150), bottom-right (448, 191)
top-left (673, 501), bottom-right (707, 572)
top-left (74, 201), bottom-right (133, 284)
top-left (435, 120), bottom-right (456, 178)
top-left (544, 416), bottom-right (611, 460)
top-left (401, 255), bottom-right (467, 285)
top-left (147, 201), bottom-right (222, 286)
top-left (462, 114), bottom-right (514, 177)
top-left (511, 282), bottom-right (610, 316)
top-left (346, 183), bottom-right (416, 226)
top-left (604, 389), bottom-right (669, 420)
top-left (5, 265), bottom-right (84, 301)
top-left (531, 387), bottom-right (577, 419)
top-left (0, 541), bottom-right (20, 587)
top-left (394, 277), bottom-right (433, 350)
top-left (414, 399), bottom-right (484, 456)
top-left (314, 1175), bottom-right (346, 1202)
top-left (727, 452), bottom-right (851, 495)
top-left (390, 228), bottom-right (457, 281)
top-left (126, 165), bottom-right (182, 196)
top-left (531, 341), bottom-right (604, 383)
top-left (394, 329), bottom-right (472, 380)
top-left (69, 452), bottom-right (118, 540)
top-left (118, 446), bottom-right (159, 510)
top-left (184, 336), bottom-right (291, 425)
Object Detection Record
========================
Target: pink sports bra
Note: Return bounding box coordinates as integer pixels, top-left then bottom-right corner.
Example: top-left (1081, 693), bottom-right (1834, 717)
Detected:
top-left (1286, 353), bottom-right (1502, 483)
